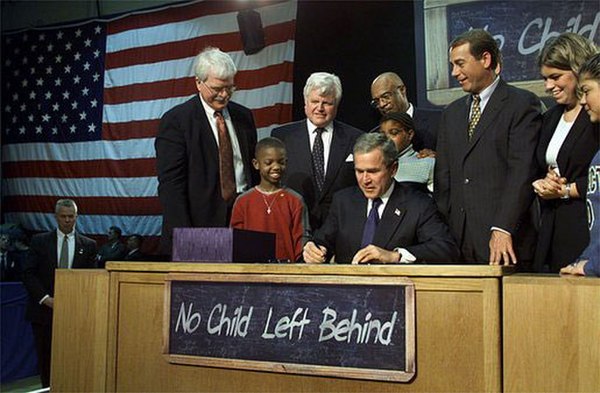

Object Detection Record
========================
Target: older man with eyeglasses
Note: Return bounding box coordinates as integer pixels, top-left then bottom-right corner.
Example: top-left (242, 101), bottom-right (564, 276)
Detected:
top-left (370, 72), bottom-right (438, 152)
top-left (155, 47), bottom-right (259, 257)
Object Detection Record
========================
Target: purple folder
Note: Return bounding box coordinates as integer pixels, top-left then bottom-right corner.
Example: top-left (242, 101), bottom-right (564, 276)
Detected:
top-left (172, 228), bottom-right (276, 263)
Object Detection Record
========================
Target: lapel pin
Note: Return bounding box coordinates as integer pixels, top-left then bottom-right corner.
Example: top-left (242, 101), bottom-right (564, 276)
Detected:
top-left (394, 208), bottom-right (402, 216)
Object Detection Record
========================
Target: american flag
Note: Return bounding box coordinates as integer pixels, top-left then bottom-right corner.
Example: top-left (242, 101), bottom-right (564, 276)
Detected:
top-left (1, 0), bottom-right (296, 253)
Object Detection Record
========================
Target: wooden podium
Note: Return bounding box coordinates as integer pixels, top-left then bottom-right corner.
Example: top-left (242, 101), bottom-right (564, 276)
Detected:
top-left (51, 263), bottom-right (509, 392)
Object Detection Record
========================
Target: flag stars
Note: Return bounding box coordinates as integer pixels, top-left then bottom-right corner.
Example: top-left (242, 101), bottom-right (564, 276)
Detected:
top-left (38, 55), bottom-right (45, 63)
top-left (52, 103), bottom-right (60, 111)
top-left (74, 52), bottom-right (81, 61)
top-left (55, 55), bottom-right (63, 63)
top-left (70, 124), bottom-right (77, 133)
top-left (79, 111), bottom-right (87, 120)
top-left (57, 31), bottom-right (64, 40)
top-left (30, 67), bottom-right (36, 75)
top-left (36, 78), bottom-right (44, 86)
top-left (65, 42), bottom-right (72, 51)
top-left (88, 123), bottom-right (96, 133)
top-left (84, 38), bottom-right (92, 47)
top-left (28, 114), bottom-right (34, 122)
top-left (46, 66), bottom-right (53, 74)
top-left (36, 126), bottom-right (43, 134)
top-left (64, 65), bottom-right (71, 73)
top-left (94, 25), bottom-right (102, 34)
top-left (19, 126), bottom-right (26, 135)
top-left (83, 62), bottom-right (91, 71)
top-left (42, 114), bottom-right (50, 122)
top-left (61, 114), bottom-right (68, 123)
top-left (62, 91), bottom-right (70, 100)
top-left (20, 104), bottom-right (26, 112)
top-left (81, 87), bottom-right (89, 96)
top-left (52, 127), bottom-right (58, 135)
top-left (75, 29), bottom-right (82, 37)
top-left (54, 78), bottom-right (62, 86)
top-left (73, 75), bottom-right (81, 84)
top-left (93, 49), bottom-right (100, 58)
top-left (92, 73), bottom-right (100, 82)
top-left (4, 105), bottom-right (11, 113)
top-left (45, 91), bottom-right (52, 100)
top-left (71, 101), bottom-right (78, 110)
top-left (47, 43), bottom-right (54, 52)
top-left (14, 47), bottom-right (21, 55)
top-left (21, 79), bottom-right (28, 87)
top-left (22, 57), bottom-right (28, 65)
top-left (39, 33), bottom-right (46, 41)
top-left (12, 93), bottom-right (19, 101)
top-left (12, 116), bottom-right (17, 123)
top-left (13, 69), bottom-right (20, 77)
top-left (90, 99), bottom-right (98, 108)
top-left (30, 44), bottom-right (37, 51)
top-left (29, 91), bottom-right (36, 99)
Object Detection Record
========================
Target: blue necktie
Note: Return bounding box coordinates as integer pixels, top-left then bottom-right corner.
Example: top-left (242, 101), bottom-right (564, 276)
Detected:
top-left (360, 198), bottom-right (382, 248)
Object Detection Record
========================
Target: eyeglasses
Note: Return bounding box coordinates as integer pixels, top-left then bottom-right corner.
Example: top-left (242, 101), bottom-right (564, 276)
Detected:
top-left (201, 80), bottom-right (237, 96)
top-left (370, 85), bottom-right (403, 108)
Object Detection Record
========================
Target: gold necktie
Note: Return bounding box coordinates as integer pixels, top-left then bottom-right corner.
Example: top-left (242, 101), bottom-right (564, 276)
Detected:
top-left (467, 94), bottom-right (481, 140)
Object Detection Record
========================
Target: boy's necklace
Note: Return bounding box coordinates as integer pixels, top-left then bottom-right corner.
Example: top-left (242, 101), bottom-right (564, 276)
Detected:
top-left (256, 186), bottom-right (282, 214)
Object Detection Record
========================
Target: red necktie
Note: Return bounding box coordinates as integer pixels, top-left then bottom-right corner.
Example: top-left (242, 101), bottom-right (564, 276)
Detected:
top-left (214, 111), bottom-right (236, 202)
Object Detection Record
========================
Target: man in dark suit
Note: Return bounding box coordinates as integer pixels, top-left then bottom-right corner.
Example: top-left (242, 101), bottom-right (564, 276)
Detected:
top-left (434, 29), bottom-right (542, 266)
top-left (303, 133), bottom-right (459, 264)
top-left (123, 234), bottom-right (146, 261)
top-left (156, 47), bottom-right (258, 256)
top-left (0, 231), bottom-right (24, 281)
top-left (95, 225), bottom-right (126, 268)
top-left (21, 199), bottom-right (97, 387)
top-left (370, 72), bottom-right (439, 150)
top-left (272, 72), bottom-right (363, 231)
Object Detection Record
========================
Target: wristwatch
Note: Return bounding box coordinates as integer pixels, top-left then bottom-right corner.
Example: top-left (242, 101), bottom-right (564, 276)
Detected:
top-left (561, 183), bottom-right (571, 200)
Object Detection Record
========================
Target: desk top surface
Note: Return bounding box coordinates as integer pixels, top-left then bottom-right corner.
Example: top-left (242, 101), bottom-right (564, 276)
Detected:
top-left (104, 262), bottom-right (512, 277)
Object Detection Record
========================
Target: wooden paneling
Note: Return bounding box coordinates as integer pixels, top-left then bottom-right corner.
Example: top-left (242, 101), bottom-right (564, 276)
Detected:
top-left (51, 269), bottom-right (109, 392)
top-left (503, 275), bottom-right (600, 393)
top-left (104, 265), bottom-right (502, 392)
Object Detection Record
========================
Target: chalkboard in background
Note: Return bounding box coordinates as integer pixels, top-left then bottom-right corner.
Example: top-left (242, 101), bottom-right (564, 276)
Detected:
top-left (164, 273), bottom-right (415, 382)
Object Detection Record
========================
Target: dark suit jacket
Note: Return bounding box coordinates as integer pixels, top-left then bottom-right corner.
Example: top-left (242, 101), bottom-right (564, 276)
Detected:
top-left (434, 79), bottom-right (542, 262)
top-left (21, 230), bottom-right (97, 325)
top-left (313, 182), bottom-right (459, 263)
top-left (0, 250), bottom-right (26, 282)
top-left (533, 105), bottom-right (599, 272)
top-left (271, 120), bottom-right (363, 230)
top-left (124, 249), bottom-right (145, 261)
top-left (155, 95), bottom-right (258, 254)
top-left (96, 240), bottom-right (126, 268)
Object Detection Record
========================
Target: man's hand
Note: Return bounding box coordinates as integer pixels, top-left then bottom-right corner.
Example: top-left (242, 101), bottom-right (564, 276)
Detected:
top-left (532, 168), bottom-right (567, 199)
top-left (489, 230), bottom-right (517, 265)
top-left (417, 149), bottom-right (436, 159)
top-left (352, 245), bottom-right (399, 264)
top-left (560, 260), bottom-right (588, 276)
top-left (303, 241), bottom-right (327, 263)
top-left (42, 296), bottom-right (54, 309)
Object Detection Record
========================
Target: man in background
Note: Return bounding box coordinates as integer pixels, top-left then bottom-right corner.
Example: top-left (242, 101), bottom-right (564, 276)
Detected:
top-left (21, 199), bottom-right (97, 387)
top-left (370, 72), bottom-right (438, 150)
top-left (272, 72), bottom-right (363, 231)
top-left (95, 226), bottom-right (126, 268)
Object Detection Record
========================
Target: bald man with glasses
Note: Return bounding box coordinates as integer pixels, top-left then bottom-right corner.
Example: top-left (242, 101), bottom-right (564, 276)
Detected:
top-left (370, 72), bottom-right (438, 151)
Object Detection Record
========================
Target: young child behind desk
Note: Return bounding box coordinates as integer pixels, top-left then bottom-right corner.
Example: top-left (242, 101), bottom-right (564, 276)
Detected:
top-left (230, 137), bottom-right (311, 262)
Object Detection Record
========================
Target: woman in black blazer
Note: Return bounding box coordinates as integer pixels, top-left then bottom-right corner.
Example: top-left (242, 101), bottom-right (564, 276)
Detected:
top-left (532, 33), bottom-right (600, 273)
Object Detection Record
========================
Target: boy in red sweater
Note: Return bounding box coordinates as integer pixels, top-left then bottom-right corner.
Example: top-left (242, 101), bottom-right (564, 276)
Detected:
top-left (230, 137), bottom-right (310, 262)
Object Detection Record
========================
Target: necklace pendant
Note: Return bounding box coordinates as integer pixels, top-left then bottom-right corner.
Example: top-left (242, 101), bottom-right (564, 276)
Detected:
top-left (267, 207), bottom-right (271, 214)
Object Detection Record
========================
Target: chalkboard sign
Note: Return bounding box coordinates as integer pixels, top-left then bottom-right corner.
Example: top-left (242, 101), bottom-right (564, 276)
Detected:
top-left (164, 273), bottom-right (415, 382)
